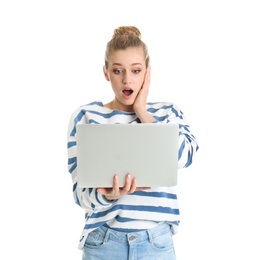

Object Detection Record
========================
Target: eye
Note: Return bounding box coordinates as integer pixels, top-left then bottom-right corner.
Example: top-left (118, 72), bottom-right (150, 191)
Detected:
top-left (113, 69), bottom-right (123, 75)
top-left (132, 69), bottom-right (141, 74)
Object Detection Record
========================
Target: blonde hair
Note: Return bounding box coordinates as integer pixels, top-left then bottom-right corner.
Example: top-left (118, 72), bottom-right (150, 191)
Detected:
top-left (104, 26), bottom-right (150, 68)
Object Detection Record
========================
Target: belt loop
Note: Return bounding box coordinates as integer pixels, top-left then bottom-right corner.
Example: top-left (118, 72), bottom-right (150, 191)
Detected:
top-left (170, 223), bottom-right (177, 235)
top-left (104, 227), bottom-right (110, 243)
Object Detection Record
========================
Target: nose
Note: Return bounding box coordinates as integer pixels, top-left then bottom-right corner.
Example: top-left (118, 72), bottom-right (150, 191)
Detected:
top-left (122, 71), bottom-right (131, 84)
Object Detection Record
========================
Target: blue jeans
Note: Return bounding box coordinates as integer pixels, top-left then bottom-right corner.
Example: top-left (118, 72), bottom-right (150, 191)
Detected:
top-left (82, 222), bottom-right (176, 260)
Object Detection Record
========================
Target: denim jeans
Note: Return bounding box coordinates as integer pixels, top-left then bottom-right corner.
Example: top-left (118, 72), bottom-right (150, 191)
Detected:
top-left (82, 222), bottom-right (176, 260)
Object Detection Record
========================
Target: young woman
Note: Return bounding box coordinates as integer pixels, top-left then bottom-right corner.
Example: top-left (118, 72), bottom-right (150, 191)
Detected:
top-left (67, 26), bottom-right (199, 260)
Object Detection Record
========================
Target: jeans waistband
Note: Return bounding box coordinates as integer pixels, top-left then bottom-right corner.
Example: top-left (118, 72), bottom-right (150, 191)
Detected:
top-left (99, 222), bottom-right (173, 244)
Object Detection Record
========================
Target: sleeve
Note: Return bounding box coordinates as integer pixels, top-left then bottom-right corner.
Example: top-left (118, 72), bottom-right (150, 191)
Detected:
top-left (67, 107), bottom-right (114, 210)
top-left (153, 103), bottom-right (199, 169)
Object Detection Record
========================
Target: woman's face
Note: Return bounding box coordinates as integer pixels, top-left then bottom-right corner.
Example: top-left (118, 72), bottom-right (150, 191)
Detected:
top-left (103, 47), bottom-right (146, 111)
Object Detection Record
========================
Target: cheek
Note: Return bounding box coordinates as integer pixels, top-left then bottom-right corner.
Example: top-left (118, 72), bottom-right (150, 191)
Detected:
top-left (110, 77), bottom-right (120, 87)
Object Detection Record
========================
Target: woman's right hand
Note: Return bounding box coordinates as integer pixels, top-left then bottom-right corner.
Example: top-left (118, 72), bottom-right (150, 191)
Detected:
top-left (97, 174), bottom-right (150, 201)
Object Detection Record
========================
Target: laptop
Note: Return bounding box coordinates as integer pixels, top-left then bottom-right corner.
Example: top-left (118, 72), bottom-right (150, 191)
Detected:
top-left (76, 123), bottom-right (179, 188)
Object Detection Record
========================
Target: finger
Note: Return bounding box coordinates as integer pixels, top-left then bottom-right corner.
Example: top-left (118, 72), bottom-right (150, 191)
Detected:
top-left (128, 178), bottom-right (138, 193)
top-left (144, 66), bottom-right (151, 84)
top-left (113, 174), bottom-right (119, 192)
top-left (97, 187), bottom-right (112, 195)
top-left (122, 174), bottom-right (132, 192)
top-left (136, 187), bottom-right (151, 191)
top-left (97, 188), bottom-right (104, 194)
top-left (142, 68), bottom-right (151, 91)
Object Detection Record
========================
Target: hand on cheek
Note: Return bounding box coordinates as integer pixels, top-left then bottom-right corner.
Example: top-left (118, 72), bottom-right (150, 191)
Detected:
top-left (133, 66), bottom-right (151, 112)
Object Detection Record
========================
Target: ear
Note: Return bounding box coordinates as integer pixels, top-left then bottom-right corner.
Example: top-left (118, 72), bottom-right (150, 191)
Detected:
top-left (103, 66), bottom-right (110, 81)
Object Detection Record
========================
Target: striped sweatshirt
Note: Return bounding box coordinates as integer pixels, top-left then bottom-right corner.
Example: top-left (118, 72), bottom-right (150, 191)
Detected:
top-left (67, 101), bottom-right (199, 249)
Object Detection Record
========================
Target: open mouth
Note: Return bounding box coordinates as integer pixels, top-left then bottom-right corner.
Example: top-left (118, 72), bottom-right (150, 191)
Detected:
top-left (122, 88), bottom-right (134, 97)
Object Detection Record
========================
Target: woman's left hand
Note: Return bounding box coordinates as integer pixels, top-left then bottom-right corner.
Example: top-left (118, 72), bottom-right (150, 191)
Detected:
top-left (133, 66), bottom-right (151, 113)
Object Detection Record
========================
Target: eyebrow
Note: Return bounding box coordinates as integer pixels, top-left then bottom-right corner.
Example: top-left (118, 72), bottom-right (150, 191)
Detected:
top-left (112, 63), bottom-right (143, 66)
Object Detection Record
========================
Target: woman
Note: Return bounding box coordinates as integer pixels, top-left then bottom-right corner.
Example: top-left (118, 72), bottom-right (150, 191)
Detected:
top-left (67, 26), bottom-right (199, 260)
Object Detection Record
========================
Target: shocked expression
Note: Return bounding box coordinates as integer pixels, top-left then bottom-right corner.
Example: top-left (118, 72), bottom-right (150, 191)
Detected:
top-left (104, 47), bottom-right (146, 109)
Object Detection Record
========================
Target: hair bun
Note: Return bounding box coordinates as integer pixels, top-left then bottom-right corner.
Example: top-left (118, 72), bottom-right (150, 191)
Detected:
top-left (113, 26), bottom-right (141, 39)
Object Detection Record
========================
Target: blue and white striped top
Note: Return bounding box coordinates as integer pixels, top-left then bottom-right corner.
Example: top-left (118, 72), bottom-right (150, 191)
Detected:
top-left (67, 101), bottom-right (199, 249)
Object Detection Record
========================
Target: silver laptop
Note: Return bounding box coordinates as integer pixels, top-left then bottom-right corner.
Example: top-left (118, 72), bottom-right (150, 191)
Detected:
top-left (76, 123), bottom-right (179, 188)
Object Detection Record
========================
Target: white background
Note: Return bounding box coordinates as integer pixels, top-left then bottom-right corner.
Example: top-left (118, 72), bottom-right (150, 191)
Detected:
top-left (1, 1), bottom-right (259, 259)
